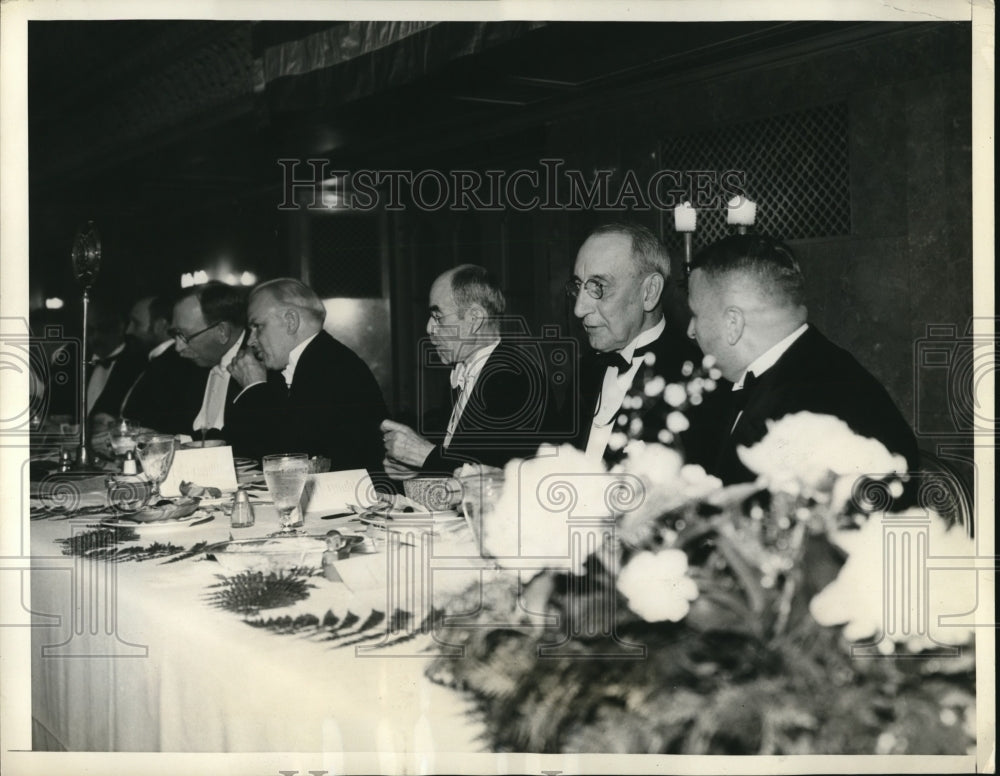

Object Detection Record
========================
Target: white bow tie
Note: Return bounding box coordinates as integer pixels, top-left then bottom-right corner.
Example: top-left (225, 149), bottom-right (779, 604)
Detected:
top-left (450, 361), bottom-right (468, 391)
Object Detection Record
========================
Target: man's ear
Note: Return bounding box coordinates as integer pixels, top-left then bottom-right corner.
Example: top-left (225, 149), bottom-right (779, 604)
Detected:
top-left (465, 304), bottom-right (487, 335)
top-left (642, 273), bottom-right (665, 311)
top-left (283, 308), bottom-right (300, 334)
top-left (724, 306), bottom-right (745, 345)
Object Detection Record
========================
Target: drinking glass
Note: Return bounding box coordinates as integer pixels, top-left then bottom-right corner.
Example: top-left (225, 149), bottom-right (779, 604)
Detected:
top-left (134, 433), bottom-right (176, 501)
top-left (459, 470), bottom-right (505, 551)
top-left (263, 453), bottom-right (311, 533)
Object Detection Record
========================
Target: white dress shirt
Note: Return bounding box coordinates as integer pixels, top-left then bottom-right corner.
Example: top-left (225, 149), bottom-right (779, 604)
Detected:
top-left (444, 338), bottom-right (501, 448)
top-left (86, 342), bottom-right (125, 413)
top-left (147, 338), bottom-right (174, 361)
top-left (585, 319), bottom-right (666, 462)
top-left (193, 336), bottom-right (244, 431)
top-left (282, 333), bottom-right (319, 389)
top-left (730, 323), bottom-right (809, 429)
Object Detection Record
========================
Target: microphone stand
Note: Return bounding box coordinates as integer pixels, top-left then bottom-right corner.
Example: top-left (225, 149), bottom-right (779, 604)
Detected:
top-left (70, 221), bottom-right (102, 470)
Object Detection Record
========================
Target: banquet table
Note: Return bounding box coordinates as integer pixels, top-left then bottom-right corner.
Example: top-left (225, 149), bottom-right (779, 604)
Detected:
top-left (27, 471), bottom-right (494, 755)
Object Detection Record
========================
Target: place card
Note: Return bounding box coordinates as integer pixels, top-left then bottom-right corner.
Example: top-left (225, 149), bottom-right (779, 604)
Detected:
top-left (160, 446), bottom-right (238, 497)
top-left (302, 469), bottom-right (377, 516)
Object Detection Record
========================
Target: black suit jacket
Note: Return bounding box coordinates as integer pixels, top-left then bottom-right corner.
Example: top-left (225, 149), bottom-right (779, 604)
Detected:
top-left (567, 323), bottom-right (716, 464)
top-left (709, 326), bottom-right (920, 485)
top-left (89, 343), bottom-right (149, 421)
top-left (420, 340), bottom-right (552, 473)
top-left (120, 347), bottom-right (208, 435)
top-left (228, 331), bottom-right (387, 471)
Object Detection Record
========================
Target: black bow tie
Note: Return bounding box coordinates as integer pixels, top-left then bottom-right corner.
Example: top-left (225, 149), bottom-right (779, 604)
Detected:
top-left (595, 343), bottom-right (654, 374)
top-left (731, 371), bottom-right (759, 411)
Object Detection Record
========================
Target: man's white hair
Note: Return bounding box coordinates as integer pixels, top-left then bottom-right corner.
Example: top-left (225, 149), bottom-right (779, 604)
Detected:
top-left (251, 278), bottom-right (326, 324)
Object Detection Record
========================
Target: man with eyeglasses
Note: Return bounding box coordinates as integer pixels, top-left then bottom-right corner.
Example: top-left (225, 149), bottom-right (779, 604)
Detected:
top-left (225, 278), bottom-right (387, 471)
top-left (380, 264), bottom-right (550, 478)
top-left (567, 222), bottom-right (705, 463)
top-left (170, 281), bottom-right (265, 453)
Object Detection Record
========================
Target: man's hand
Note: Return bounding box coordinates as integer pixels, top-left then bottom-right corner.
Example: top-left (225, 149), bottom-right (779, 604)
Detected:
top-left (382, 457), bottom-right (420, 481)
top-left (380, 419), bottom-right (435, 469)
top-left (228, 348), bottom-right (267, 389)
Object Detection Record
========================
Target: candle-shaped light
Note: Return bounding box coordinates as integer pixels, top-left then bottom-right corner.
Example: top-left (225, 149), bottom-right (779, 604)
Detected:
top-left (673, 201), bottom-right (697, 233)
top-left (726, 195), bottom-right (757, 234)
top-left (674, 201), bottom-right (697, 273)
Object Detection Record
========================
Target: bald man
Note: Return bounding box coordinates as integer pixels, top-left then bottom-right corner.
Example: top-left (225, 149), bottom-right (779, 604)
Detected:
top-left (686, 234), bottom-right (919, 484)
top-left (381, 264), bottom-right (550, 477)
top-left (227, 278), bottom-right (387, 471)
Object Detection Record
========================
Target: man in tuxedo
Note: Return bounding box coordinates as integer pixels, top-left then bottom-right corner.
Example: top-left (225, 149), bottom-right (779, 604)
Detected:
top-left (125, 295), bottom-right (172, 358)
top-left (86, 299), bottom-right (148, 432)
top-left (567, 223), bottom-right (706, 463)
top-left (120, 294), bottom-right (207, 434)
top-left (380, 264), bottom-right (549, 477)
top-left (686, 234), bottom-right (919, 484)
top-left (170, 281), bottom-right (262, 454)
top-left (227, 278), bottom-right (387, 471)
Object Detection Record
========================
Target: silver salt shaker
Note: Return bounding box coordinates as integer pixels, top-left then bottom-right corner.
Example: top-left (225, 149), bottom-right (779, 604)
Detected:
top-left (230, 489), bottom-right (255, 528)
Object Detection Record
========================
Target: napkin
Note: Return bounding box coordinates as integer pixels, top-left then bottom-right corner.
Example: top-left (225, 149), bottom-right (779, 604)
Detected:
top-left (160, 446), bottom-right (238, 497)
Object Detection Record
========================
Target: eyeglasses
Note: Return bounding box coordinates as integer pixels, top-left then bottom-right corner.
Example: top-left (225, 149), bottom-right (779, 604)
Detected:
top-left (565, 278), bottom-right (607, 300)
top-left (168, 322), bottom-right (218, 345)
top-left (429, 308), bottom-right (464, 325)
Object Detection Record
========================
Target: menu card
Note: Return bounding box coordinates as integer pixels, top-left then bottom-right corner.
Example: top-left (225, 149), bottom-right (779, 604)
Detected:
top-left (160, 446), bottom-right (238, 497)
top-left (302, 469), bottom-right (377, 516)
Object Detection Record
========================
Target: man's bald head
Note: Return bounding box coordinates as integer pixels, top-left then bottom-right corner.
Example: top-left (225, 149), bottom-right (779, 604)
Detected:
top-left (686, 235), bottom-right (808, 381)
top-left (690, 234), bottom-right (806, 309)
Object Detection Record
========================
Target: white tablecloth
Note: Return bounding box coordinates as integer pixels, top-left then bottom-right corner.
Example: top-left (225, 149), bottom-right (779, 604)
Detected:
top-left (29, 504), bottom-right (492, 754)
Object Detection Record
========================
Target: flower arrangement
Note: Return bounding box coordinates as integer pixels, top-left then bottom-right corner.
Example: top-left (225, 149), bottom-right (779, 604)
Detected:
top-left (426, 363), bottom-right (978, 755)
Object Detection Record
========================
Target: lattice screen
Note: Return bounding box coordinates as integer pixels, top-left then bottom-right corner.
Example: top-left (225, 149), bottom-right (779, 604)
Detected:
top-left (307, 213), bottom-right (383, 298)
top-left (660, 102), bottom-right (851, 255)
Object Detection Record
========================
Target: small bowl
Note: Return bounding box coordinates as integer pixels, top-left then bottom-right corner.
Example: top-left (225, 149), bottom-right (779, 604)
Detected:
top-left (403, 477), bottom-right (458, 511)
top-left (104, 475), bottom-right (154, 514)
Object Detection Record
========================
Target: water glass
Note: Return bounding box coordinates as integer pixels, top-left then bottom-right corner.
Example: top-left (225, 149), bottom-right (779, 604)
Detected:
top-left (134, 433), bottom-right (176, 501)
top-left (459, 471), bottom-right (505, 549)
top-left (262, 453), bottom-right (311, 533)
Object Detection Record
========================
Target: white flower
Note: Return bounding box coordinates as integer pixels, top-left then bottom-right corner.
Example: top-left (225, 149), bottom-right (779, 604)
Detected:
top-left (621, 440), bottom-right (683, 484)
top-left (666, 411), bottom-right (689, 433)
top-left (609, 432), bottom-right (628, 451)
top-left (664, 383), bottom-right (687, 407)
top-left (480, 445), bottom-right (618, 574)
top-left (736, 412), bottom-right (907, 509)
top-left (614, 444), bottom-right (722, 546)
top-left (617, 549), bottom-right (699, 622)
top-left (644, 376), bottom-right (666, 397)
top-left (809, 511), bottom-right (976, 652)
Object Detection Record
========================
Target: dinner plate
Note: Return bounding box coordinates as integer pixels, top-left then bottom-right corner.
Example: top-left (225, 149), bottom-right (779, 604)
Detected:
top-left (204, 532), bottom-right (367, 573)
top-left (99, 513), bottom-right (213, 531)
